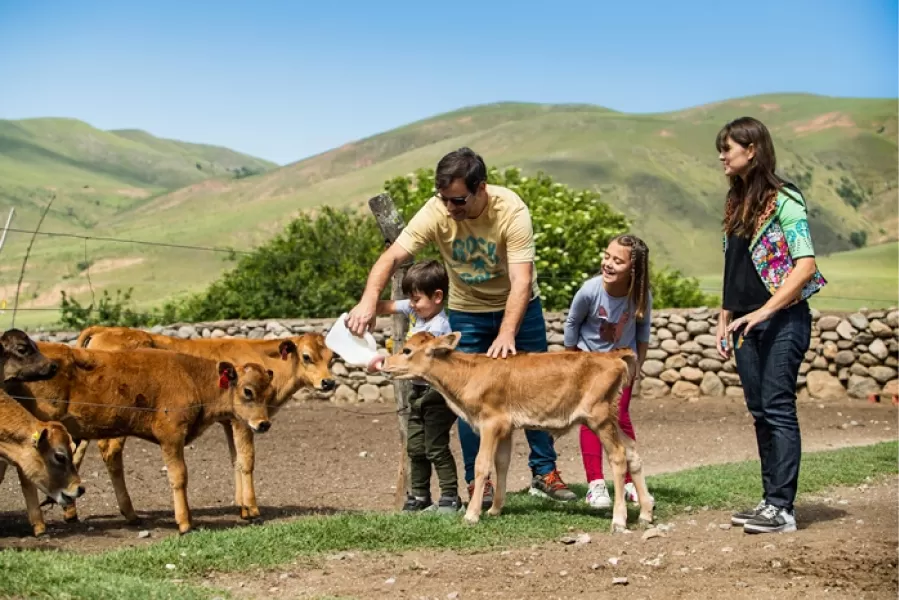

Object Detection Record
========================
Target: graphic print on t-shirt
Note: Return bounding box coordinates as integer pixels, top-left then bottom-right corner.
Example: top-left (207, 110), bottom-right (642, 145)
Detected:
top-left (597, 305), bottom-right (630, 344)
top-left (451, 235), bottom-right (501, 285)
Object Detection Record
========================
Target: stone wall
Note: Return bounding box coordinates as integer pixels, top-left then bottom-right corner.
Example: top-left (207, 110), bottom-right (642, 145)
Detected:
top-left (32, 307), bottom-right (898, 403)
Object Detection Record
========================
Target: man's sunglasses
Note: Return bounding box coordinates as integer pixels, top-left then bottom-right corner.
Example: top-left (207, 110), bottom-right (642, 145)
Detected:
top-left (436, 191), bottom-right (472, 207)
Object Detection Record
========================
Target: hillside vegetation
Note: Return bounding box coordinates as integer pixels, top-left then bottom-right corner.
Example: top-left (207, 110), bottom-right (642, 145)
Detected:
top-left (0, 94), bottom-right (896, 328)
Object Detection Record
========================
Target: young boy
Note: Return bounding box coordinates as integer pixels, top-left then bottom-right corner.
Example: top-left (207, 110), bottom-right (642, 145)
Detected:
top-left (368, 260), bottom-right (462, 513)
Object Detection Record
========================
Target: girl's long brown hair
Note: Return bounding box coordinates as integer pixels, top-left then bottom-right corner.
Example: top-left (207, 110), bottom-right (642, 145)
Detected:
top-left (605, 233), bottom-right (651, 321)
top-left (716, 117), bottom-right (784, 238)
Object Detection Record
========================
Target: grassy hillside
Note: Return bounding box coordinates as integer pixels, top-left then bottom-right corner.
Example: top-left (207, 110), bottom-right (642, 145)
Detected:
top-left (1, 94), bottom-right (896, 329)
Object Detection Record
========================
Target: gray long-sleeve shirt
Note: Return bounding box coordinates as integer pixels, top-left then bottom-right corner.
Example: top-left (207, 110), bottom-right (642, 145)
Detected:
top-left (563, 276), bottom-right (652, 354)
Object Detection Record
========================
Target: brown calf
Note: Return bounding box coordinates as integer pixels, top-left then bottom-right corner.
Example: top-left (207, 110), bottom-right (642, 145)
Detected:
top-left (74, 325), bottom-right (335, 519)
top-left (381, 331), bottom-right (654, 532)
top-left (6, 342), bottom-right (275, 534)
top-left (0, 329), bottom-right (83, 535)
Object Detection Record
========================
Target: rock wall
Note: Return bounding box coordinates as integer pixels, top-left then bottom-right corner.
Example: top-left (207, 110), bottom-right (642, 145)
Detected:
top-left (33, 307), bottom-right (898, 403)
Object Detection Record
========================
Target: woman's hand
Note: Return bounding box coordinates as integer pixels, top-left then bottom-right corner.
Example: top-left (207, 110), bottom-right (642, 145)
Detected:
top-left (727, 307), bottom-right (776, 338)
top-left (716, 312), bottom-right (731, 360)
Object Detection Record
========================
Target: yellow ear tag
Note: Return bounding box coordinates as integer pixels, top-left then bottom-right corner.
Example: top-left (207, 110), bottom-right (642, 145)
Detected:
top-left (31, 431), bottom-right (41, 447)
top-left (385, 338), bottom-right (394, 353)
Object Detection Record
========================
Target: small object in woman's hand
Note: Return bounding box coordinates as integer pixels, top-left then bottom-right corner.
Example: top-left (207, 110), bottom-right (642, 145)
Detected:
top-left (736, 334), bottom-right (745, 349)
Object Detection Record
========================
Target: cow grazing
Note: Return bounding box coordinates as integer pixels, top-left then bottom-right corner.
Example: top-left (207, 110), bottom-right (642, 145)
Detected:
top-left (0, 329), bottom-right (83, 535)
top-left (381, 331), bottom-right (654, 532)
top-left (73, 325), bottom-right (336, 520)
top-left (6, 343), bottom-right (275, 534)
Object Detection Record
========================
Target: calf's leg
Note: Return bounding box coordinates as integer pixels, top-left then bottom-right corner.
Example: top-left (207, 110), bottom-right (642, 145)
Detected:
top-left (487, 434), bottom-right (512, 517)
top-left (221, 421), bottom-right (243, 511)
top-left (98, 437), bottom-right (140, 524)
top-left (596, 420), bottom-right (629, 533)
top-left (230, 420), bottom-right (260, 519)
top-left (464, 423), bottom-right (499, 525)
top-left (621, 435), bottom-right (654, 525)
top-left (17, 468), bottom-right (46, 536)
top-left (160, 440), bottom-right (192, 534)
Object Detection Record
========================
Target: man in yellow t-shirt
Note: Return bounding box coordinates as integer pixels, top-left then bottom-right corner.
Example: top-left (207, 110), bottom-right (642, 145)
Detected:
top-left (346, 147), bottom-right (576, 508)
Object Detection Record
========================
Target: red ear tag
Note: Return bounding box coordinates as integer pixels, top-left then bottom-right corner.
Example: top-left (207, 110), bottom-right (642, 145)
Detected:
top-left (219, 372), bottom-right (230, 389)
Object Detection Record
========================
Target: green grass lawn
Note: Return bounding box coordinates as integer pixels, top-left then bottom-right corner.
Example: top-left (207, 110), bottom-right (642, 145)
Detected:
top-left (1, 441), bottom-right (895, 600)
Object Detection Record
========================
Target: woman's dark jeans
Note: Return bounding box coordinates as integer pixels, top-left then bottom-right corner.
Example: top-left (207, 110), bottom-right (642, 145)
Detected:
top-left (732, 300), bottom-right (811, 512)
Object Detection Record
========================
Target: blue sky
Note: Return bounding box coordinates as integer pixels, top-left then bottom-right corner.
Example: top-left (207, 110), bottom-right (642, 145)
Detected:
top-left (0, 0), bottom-right (895, 164)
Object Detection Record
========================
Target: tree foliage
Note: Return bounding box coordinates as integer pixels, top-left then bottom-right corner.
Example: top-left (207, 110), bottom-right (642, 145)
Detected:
top-left (135, 165), bottom-right (715, 325)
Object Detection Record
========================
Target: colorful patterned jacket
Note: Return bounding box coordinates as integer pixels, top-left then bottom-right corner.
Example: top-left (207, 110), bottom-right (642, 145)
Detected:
top-left (722, 183), bottom-right (827, 304)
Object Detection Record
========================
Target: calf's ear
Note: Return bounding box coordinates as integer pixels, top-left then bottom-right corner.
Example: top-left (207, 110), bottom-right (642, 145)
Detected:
top-left (278, 340), bottom-right (297, 361)
top-left (426, 332), bottom-right (462, 356)
top-left (218, 361), bottom-right (237, 389)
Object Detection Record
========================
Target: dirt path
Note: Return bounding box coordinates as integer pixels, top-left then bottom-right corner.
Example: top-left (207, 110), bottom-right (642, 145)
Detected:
top-left (211, 479), bottom-right (898, 600)
top-left (0, 395), bottom-right (894, 559)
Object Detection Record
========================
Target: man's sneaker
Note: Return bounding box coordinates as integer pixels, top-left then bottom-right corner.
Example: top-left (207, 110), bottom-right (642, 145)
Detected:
top-left (731, 499), bottom-right (767, 526)
top-left (624, 481), bottom-right (655, 506)
top-left (529, 469), bottom-right (577, 502)
top-left (743, 504), bottom-right (797, 534)
top-left (585, 479), bottom-right (611, 509)
top-left (402, 494), bottom-right (432, 512)
top-left (466, 479), bottom-right (494, 510)
top-left (436, 493), bottom-right (463, 514)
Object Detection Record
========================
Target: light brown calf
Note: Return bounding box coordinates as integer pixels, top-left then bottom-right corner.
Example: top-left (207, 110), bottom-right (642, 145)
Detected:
top-left (5, 343), bottom-right (275, 534)
top-left (0, 329), bottom-right (83, 535)
top-left (382, 331), bottom-right (654, 531)
top-left (73, 325), bottom-right (335, 520)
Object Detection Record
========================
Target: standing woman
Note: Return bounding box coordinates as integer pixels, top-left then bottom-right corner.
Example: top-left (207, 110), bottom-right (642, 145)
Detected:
top-left (714, 117), bottom-right (827, 534)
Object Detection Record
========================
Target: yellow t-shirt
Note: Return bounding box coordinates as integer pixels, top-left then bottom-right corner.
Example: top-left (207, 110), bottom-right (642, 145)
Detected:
top-left (395, 184), bottom-right (541, 313)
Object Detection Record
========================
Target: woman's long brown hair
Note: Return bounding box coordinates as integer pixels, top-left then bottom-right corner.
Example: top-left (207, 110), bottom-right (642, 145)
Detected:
top-left (605, 234), bottom-right (650, 321)
top-left (716, 117), bottom-right (784, 238)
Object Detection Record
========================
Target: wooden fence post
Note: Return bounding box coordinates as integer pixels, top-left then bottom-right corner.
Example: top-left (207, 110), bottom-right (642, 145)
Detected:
top-left (367, 193), bottom-right (413, 509)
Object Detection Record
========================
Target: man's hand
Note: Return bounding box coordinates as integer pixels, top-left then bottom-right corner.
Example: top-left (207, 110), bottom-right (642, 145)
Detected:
top-left (346, 297), bottom-right (377, 336)
top-left (487, 330), bottom-right (517, 359)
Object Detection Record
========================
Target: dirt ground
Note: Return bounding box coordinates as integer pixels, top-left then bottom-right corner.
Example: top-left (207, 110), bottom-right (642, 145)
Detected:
top-left (0, 395), bottom-right (895, 597)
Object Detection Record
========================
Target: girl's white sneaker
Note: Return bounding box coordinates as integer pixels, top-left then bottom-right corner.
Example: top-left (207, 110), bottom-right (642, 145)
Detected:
top-left (585, 479), bottom-right (611, 509)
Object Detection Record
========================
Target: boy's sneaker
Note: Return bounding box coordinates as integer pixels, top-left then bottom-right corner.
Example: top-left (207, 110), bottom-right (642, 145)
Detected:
top-left (436, 493), bottom-right (463, 514)
top-left (743, 504), bottom-right (797, 534)
top-left (585, 479), bottom-right (611, 509)
top-left (466, 479), bottom-right (495, 510)
top-left (529, 469), bottom-right (577, 502)
top-left (624, 481), bottom-right (655, 506)
top-left (402, 494), bottom-right (432, 512)
top-left (731, 499), bottom-right (767, 526)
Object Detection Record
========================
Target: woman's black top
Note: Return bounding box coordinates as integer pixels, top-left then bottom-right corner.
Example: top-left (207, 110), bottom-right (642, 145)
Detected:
top-left (722, 234), bottom-right (772, 314)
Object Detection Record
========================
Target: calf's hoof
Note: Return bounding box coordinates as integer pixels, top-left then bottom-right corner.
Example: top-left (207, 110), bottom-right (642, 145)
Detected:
top-left (178, 523), bottom-right (193, 535)
top-left (123, 513), bottom-right (142, 526)
top-left (611, 521), bottom-right (628, 534)
top-left (63, 507), bottom-right (79, 523)
top-left (638, 514), bottom-right (654, 527)
top-left (487, 506), bottom-right (503, 517)
top-left (462, 512), bottom-right (480, 526)
top-left (32, 524), bottom-right (46, 537)
top-left (239, 505), bottom-right (261, 520)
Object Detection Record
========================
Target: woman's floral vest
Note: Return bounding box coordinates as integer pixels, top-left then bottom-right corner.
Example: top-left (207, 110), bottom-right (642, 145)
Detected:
top-left (722, 184), bottom-right (827, 304)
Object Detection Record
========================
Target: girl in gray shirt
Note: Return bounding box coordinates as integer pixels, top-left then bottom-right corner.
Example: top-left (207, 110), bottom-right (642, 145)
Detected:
top-left (563, 234), bottom-right (653, 511)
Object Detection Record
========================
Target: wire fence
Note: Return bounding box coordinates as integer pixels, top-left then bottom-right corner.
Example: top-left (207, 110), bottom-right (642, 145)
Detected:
top-left (0, 222), bottom-right (896, 330)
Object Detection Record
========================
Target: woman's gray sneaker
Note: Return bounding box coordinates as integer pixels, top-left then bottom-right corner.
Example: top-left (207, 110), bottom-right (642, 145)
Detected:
top-left (731, 499), bottom-right (767, 525)
top-left (743, 504), bottom-right (797, 534)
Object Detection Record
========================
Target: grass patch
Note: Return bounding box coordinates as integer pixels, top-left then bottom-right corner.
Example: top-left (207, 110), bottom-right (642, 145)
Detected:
top-left (1, 441), bottom-right (896, 599)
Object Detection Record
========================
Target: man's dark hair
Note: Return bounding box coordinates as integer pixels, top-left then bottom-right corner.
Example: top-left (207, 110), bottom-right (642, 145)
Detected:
top-left (435, 147), bottom-right (487, 193)
top-left (402, 260), bottom-right (449, 299)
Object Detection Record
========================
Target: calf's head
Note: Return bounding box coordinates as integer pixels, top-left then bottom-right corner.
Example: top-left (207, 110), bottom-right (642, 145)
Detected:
top-left (27, 423), bottom-right (84, 506)
top-left (1, 329), bottom-right (58, 383)
top-left (218, 361), bottom-right (274, 433)
top-left (381, 331), bottom-right (462, 380)
top-left (271, 335), bottom-right (336, 392)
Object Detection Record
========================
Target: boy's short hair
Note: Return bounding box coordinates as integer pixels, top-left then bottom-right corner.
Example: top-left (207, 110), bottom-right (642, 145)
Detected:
top-left (402, 260), bottom-right (449, 299)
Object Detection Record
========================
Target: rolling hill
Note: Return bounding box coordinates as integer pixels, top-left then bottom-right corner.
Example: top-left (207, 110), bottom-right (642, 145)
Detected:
top-left (1, 94), bottom-right (896, 328)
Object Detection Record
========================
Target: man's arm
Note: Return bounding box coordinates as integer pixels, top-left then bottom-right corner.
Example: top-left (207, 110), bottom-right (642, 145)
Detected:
top-left (486, 260), bottom-right (533, 358)
top-left (346, 243), bottom-right (413, 335)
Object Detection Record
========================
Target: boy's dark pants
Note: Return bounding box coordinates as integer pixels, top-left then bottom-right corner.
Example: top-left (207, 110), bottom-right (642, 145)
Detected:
top-left (407, 383), bottom-right (459, 498)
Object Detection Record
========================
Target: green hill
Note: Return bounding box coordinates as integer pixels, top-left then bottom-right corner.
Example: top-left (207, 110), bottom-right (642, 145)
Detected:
top-left (1, 94), bottom-right (896, 329)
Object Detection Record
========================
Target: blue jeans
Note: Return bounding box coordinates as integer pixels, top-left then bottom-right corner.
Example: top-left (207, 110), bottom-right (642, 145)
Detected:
top-left (448, 297), bottom-right (558, 483)
top-left (733, 301), bottom-right (811, 512)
